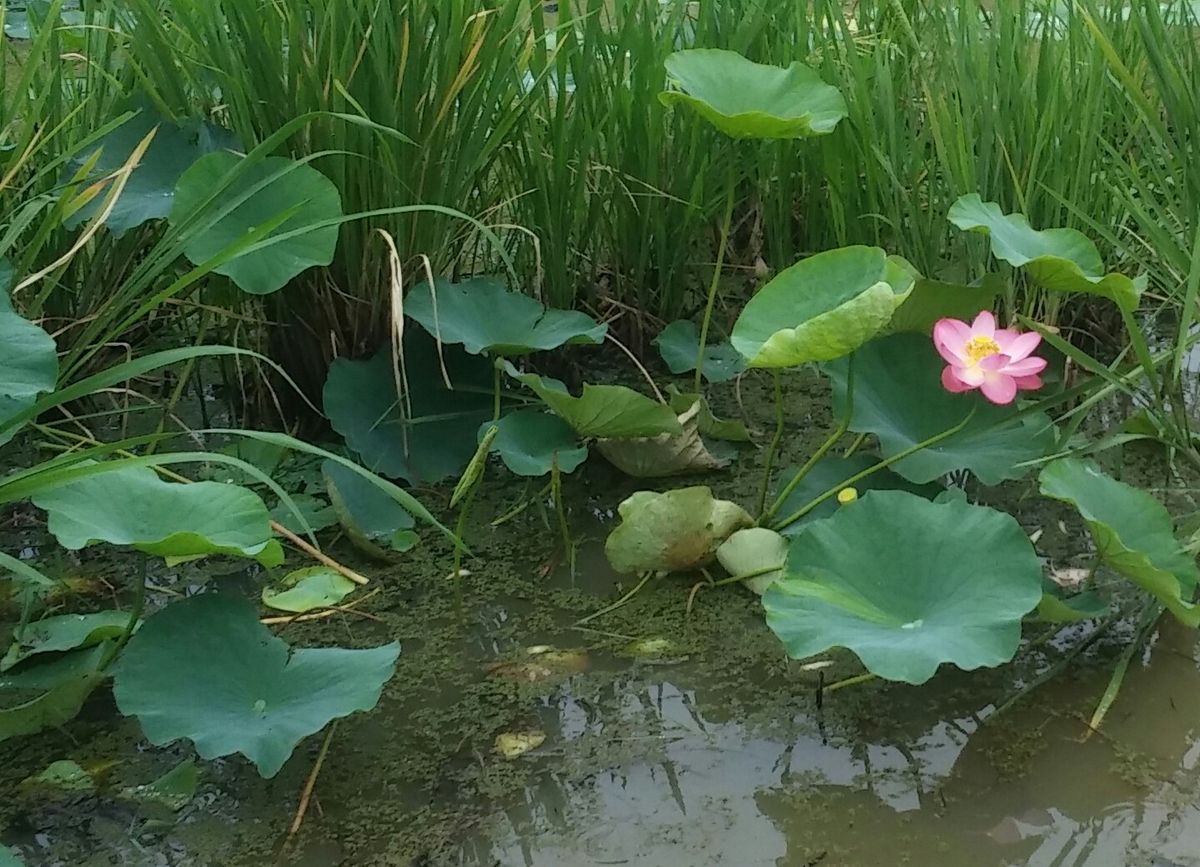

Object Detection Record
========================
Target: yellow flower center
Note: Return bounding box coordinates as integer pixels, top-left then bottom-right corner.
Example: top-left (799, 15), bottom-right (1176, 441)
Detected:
top-left (964, 335), bottom-right (1001, 364)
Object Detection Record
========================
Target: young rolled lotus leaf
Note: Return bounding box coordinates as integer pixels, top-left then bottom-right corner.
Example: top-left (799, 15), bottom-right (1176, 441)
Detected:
top-left (715, 527), bottom-right (788, 595)
top-left (0, 275), bottom-right (58, 447)
top-left (478, 411), bottom-right (588, 478)
top-left (731, 247), bottom-right (915, 368)
top-left (886, 274), bottom-right (1004, 334)
top-left (171, 152), bottom-right (343, 296)
top-left (113, 593), bottom-right (400, 778)
top-left (947, 195), bottom-right (1144, 310)
top-left (501, 361), bottom-right (681, 440)
top-left (405, 277), bottom-right (607, 356)
top-left (595, 398), bottom-right (728, 477)
top-left (604, 486), bottom-right (753, 574)
top-left (1, 611), bottom-right (133, 672)
top-left (654, 320), bottom-right (746, 384)
top-left (324, 333), bottom-right (493, 485)
top-left (0, 643), bottom-right (109, 742)
top-left (763, 491), bottom-right (1044, 685)
top-left (825, 333), bottom-right (1055, 484)
top-left (1039, 459), bottom-right (1200, 626)
top-left (261, 567), bottom-right (356, 614)
top-left (322, 459), bottom-right (417, 557)
top-left (31, 465), bottom-right (283, 567)
top-left (1036, 579), bottom-right (1108, 624)
top-left (771, 455), bottom-right (942, 535)
top-left (660, 49), bottom-right (847, 140)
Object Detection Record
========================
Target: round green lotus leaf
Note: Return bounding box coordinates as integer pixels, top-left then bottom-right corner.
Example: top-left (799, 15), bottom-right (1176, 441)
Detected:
top-left (479, 410), bottom-right (588, 477)
top-left (1040, 458), bottom-right (1200, 625)
top-left (0, 280), bottom-right (57, 447)
top-left (660, 49), bottom-right (847, 140)
top-left (171, 152), bottom-right (342, 296)
top-left (948, 195), bottom-right (1143, 310)
top-left (715, 527), bottom-right (787, 595)
top-left (763, 490), bottom-right (1044, 685)
top-left (262, 567), bottom-right (356, 614)
top-left (406, 277), bottom-right (606, 356)
top-left (824, 332), bottom-right (1054, 484)
top-left (654, 320), bottom-right (746, 384)
top-left (2, 610), bottom-right (133, 672)
top-left (886, 274), bottom-right (1004, 334)
top-left (604, 486), bottom-right (754, 575)
top-left (731, 247), bottom-right (914, 369)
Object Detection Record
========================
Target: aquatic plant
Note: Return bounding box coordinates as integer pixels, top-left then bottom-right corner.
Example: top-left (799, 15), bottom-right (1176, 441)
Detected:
top-left (933, 311), bottom-right (1047, 404)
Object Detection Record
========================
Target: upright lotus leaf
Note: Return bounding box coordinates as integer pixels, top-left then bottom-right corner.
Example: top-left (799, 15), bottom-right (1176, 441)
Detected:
top-left (324, 333), bottom-right (493, 484)
top-left (0, 279), bottom-right (57, 446)
top-left (887, 274), bottom-right (1004, 334)
top-left (322, 460), bottom-right (417, 557)
top-left (654, 321), bottom-right (746, 384)
top-left (0, 643), bottom-right (109, 743)
top-left (771, 455), bottom-right (943, 535)
top-left (763, 491), bottom-right (1044, 685)
top-left (595, 399), bottom-right (728, 477)
top-left (665, 387), bottom-right (752, 442)
top-left (825, 333), bottom-right (1054, 484)
top-left (32, 465), bottom-right (283, 566)
top-left (64, 109), bottom-right (238, 237)
top-left (731, 247), bottom-right (915, 368)
top-left (501, 361), bottom-right (681, 439)
top-left (660, 49), bottom-right (847, 140)
top-left (171, 152), bottom-right (343, 295)
top-left (1039, 459), bottom-right (1200, 625)
top-left (405, 277), bottom-right (606, 356)
top-left (604, 486), bottom-right (753, 574)
top-left (262, 567), bottom-right (356, 614)
top-left (716, 527), bottom-right (788, 595)
top-left (1037, 579), bottom-right (1108, 624)
top-left (479, 411), bottom-right (588, 477)
top-left (2, 611), bottom-right (132, 672)
top-left (113, 594), bottom-right (400, 778)
top-left (947, 195), bottom-right (1143, 309)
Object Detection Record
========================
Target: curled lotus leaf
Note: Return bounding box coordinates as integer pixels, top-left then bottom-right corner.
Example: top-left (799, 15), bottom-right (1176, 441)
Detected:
top-left (596, 399), bottom-right (728, 477)
top-left (604, 486), bottom-right (753, 575)
top-left (716, 527), bottom-right (788, 595)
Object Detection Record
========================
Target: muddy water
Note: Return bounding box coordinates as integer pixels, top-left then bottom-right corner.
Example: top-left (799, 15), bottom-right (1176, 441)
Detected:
top-left (3, 373), bottom-right (1200, 867)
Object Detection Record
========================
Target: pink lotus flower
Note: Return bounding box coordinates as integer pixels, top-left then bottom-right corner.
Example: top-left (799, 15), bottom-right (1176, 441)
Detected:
top-left (933, 311), bottom-right (1047, 405)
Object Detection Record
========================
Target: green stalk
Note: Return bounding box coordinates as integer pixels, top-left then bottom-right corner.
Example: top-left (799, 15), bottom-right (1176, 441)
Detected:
top-left (101, 553), bottom-right (148, 670)
top-left (492, 360), bottom-right (503, 422)
top-left (708, 564), bottom-right (782, 589)
top-left (693, 160), bottom-right (738, 393)
top-left (551, 456), bottom-right (574, 577)
top-left (756, 370), bottom-right (786, 517)
top-left (1085, 601), bottom-right (1162, 739)
top-left (771, 408), bottom-right (977, 530)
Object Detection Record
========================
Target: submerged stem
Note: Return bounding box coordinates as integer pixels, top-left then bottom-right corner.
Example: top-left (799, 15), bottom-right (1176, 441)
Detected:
top-left (756, 370), bottom-right (786, 517)
top-left (693, 161), bottom-right (738, 393)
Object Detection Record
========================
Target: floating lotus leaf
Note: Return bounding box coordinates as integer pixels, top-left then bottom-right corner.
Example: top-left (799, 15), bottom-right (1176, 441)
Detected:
top-left (0, 280), bottom-right (57, 446)
top-left (171, 152), bottom-right (343, 295)
top-left (479, 411), bottom-right (588, 477)
top-left (65, 109), bottom-right (237, 237)
top-left (322, 459), bottom-right (417, 557)
top-left (113, 594), bottom-right (399, 778)
top-left (595, 398), bottom-right (728, 477)
top-left (825, 333), bottom-right (1055, 484)
top-left (406, 277), bottom-right (606, 356)
top-left (716, 527), bottom-right (788, 595)
top-left (1039, 458), bottom-right (1200, 625)
top-left (763, 491), bottom-right (1044, 685)
top-left (660, 49), bottom-right (847, 140)
top-left (32, 465), bottom-right (282, 566)
top-left (770, 455), bottom-right (942, 534)
top-left (2, 611), bottom-right (132, 672)
top-left (948, 195), bottom-right (1143, 310)
top-left (261, 567), bottom-right (356, 614)
top-left (731, 247), bottom-right (915, 368)
top-left (654, 320), bottom-right (746, 384)
top-left (324, 333), bottom-right (493, 485)
top-left (886, 274), bottom-right (1004, 334)
top-left (502, 361), bottom-right (681, 439)
top-left (119, 759), bottom-right (199, 812)
top-left (604, 486), bottom-right (753, 574)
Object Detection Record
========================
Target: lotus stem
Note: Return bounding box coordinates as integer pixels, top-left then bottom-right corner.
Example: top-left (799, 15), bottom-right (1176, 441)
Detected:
top-left (491, 480), bottom-right (552, 526)
top-left (771, 408), bottom-right (977, 531)
top-left (823, 672), bottom-right (877, 694)
top-left (551, 457), bottom-right (575, 578)
top-left (843, 432), bottom-right (868, 458)
top-left (761, 355), bottom-right (856, 525)
top-left (492, 360), bottom-right (503, 421)
top-left (756, 370), bottom-right (786, 517)
top-left (693, 161), bottom-right (738, 393)
top-left (576, 571), bottom-right (655, 626)
top-left (709, 564), bottom-right (782, 589)
top-left (1084, 601), bottom-right (1162, 740)
top-left (102, 553), bottom-right (148, 670)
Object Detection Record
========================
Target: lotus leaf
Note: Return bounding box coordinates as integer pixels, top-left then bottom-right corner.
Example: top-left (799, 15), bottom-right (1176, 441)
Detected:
top-left (113, 593), bottom-right (400, 778)
top-left (0, 644), bottom-right (108, 742)
top-left (825, 333), bottom-right (1054, 484)
top-left (479, 411), bottom-right (587, 477)
top-left (595, 399), bottom-right (728, 477)
top-left (2, 611), bottom-right (132, 672)
top-left (731, 247), bottom-right (915, 368)
top-left (171, 152), bottom-right (342, 295)
top-left (324, 334), bottom-right (492, 484)
top-left (120, 759), bottom-right (199, 812)
top-left (716, 527), bottom-right (788, 595)
top-left (0, 281), bottom-right (57, 446)
top-left (32, 465), bottom-right (283, 566)
top-left (262, 567), bottom-right (356, 614)
top-left (0, 844), bottom-right (21, 867)
top-left (665, 387), bottom-right (752, 442)
top-left (948, 195), bottom-right (1143, 309)
top-left (268, 494), bottom-right (337, 535)
top-left (21, 760), bottom-right (96, 794)
top-left (654, 320), bottom-right (746, 384)
top-left (406, 277), bottom-right (606, 356)
top-left (1037, 580), bottom-right (1108, 624)
top-left (322, 459), bottom-right (417, 557)
top-left (502, 361), bottom-right (681, 439)
top-left (65, 110), bottom-right (237, 237)
top-left (887, 274), bottom-right (1004, 334)
top-left (1039, 458), bottom-right (1200, 625)
top-left (604, 486), bottom-right (753, 574)
top-left (763, 491), bottom-right (1044, 684)
top-left (660, 49), bottom-right (847, 140)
